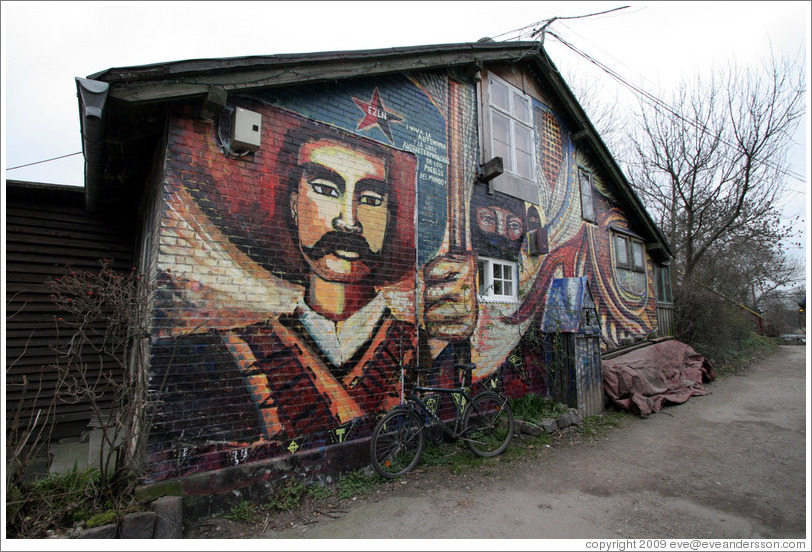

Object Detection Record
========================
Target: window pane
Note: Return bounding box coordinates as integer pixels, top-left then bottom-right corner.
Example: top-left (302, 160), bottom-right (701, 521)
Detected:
top-left (503, 279), bottom-right (513, 296)
top-left (478, 260), bottom-right (486, 295)
top-left (501, 264), bottom-right (512, 280)
top-left (579, 169), bottom-right (594, 220)
top-left (490, 78), bottom-right (509, 111)
top-left (513, 92), bottom-right (531, 123)
top-left (515, 124), bottom-right (533, 153)
top-left (615, 236), bottom-right (628, 266)
top-left (493, 279), bottom-right (503, 295)
top-left (515, 150), bottom-right (533, 180)
top-left (663, 267), bottom-right (672, 302)
top-left (493, 140), bottom-right (512, 173)
top-left (491, 111), bottom-right (511, 144)
top-left (493, 263), bottom-right (502, 279)
top-left (632, 242), bottom-right (644, 271)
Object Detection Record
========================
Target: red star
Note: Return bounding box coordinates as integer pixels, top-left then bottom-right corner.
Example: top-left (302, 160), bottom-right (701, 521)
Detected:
top-left (353, 88), bottom-right (403, 142)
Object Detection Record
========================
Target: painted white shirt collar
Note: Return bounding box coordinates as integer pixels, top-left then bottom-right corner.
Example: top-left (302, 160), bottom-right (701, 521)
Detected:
top-left (295, 293), bottom-right (386, 367)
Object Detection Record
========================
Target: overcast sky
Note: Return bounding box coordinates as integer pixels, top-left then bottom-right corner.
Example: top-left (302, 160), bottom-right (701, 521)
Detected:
top-left (2, 0), bottom-right (809, 261)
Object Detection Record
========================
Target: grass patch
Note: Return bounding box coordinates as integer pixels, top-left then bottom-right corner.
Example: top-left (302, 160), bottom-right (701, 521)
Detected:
top-left (7, 465), bottom-right (141, 538)
top-left (85, 509), bottom-right (118, 528)
top-left (579, 409), bottom-right (631, 439)
top-left (509, 394), bottom-right (569, 424)
top-left (225, 500), bottom-right (261, 523)
top-left (709, 334), bottom-right (781, 377)
top-left (265, 479), bottom-right (309, 512)
top-left (336, 469), bottom-right (381, 499)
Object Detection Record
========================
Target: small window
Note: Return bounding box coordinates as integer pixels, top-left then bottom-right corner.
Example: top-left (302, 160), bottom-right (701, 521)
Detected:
top-left (614, 233), bottom-right (645, 273)
top-left (578, 167), bottom-right (595, 222)
top-left (613, 232), bottom-right (647, 296)
top-left (477, 257), bottom-right (518, 302)
top-left (656, 265), bottom-right (673, 303)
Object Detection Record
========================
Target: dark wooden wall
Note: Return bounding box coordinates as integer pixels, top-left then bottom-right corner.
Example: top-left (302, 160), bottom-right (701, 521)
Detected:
top-left (5, 181), bottom-right (137, 442)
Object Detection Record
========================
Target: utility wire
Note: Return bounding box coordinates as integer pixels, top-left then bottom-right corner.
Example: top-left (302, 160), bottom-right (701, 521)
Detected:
top-left (7, 152), bottom-right (82, 171)
top-left (547, 30), bottom-right (806, 183)
top-left (490, 6), bottom-right (630, 42)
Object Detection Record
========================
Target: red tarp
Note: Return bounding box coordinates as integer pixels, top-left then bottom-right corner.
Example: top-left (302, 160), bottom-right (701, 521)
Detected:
top-left (602, 339), bottom-right (716, 417)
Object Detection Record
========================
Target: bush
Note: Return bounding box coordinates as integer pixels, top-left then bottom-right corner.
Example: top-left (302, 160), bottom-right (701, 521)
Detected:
top-left (674, 284), bottom-right (778, 373)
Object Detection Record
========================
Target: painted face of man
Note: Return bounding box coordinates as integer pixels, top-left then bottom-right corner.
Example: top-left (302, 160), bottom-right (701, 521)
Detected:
top-left (475, 206), bottom-right (524, 243)
top-left (291, 139), bottom-right (390, 284)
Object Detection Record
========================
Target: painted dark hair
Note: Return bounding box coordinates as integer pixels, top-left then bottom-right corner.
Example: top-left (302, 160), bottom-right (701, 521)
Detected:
top-left (275, 120), bottom-right (400, 285)
top-left (187, 98), bottom-right (417, 287)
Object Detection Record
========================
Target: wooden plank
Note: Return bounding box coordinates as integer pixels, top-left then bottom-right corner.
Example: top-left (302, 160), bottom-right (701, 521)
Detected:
top-left (5, 184), bottom-right (136, 442)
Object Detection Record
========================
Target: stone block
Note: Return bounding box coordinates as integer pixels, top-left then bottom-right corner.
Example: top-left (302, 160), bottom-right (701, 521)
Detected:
top-left (151, 496), bottom-right (183, 538)
top-left (556, 413), bottom-right (572, 428)
top-left (81, 523), bottom-right (117, 539)
top-left (119, 511), bottom-right (156, 539)
top-left (540, 418), bottom-right (559, 434)
top-left (515, 420), bottom-right (542, 437)
top-left (569, 410), bottom-right (584, 424)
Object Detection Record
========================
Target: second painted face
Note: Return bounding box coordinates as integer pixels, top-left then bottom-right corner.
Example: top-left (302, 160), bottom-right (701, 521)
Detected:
top-left (292, 139), bottom-right (390, 284)
top-left (475, 205), bottom-right (524, 243)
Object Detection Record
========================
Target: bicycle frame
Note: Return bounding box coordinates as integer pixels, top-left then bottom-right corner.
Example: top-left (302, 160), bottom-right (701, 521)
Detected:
top-left (406, 384), bottom-right (475, 440)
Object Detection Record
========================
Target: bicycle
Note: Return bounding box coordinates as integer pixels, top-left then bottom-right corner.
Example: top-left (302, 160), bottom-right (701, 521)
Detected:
top-left (369, 362), bottom-right (514, 478)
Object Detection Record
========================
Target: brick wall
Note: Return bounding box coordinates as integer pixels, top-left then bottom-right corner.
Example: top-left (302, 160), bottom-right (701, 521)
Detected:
top-left (142, 68), bottom-right (657, 486)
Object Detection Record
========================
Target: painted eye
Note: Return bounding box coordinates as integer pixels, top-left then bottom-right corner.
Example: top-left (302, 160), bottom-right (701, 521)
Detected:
top-left (359, 193), bottom-right (384, 207)
top-left (309, 180), bottom-right (340, 198)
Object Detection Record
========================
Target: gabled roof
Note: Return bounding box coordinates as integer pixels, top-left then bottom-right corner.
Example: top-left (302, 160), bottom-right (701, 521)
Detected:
top-left (77, 41), bottom-right (671, 258)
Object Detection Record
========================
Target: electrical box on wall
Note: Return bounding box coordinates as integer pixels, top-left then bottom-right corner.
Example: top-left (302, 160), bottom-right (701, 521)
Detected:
top-left (230, 107), bottom-right (262, 152)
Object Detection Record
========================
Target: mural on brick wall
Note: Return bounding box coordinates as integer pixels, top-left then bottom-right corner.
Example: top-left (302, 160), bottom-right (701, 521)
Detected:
top-left (506, 101), bottom-right (657, 356)
top-left (145, 71), bottom-right (656, 483)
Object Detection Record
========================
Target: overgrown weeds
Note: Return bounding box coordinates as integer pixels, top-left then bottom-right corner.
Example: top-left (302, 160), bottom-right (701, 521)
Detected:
top-left (6, 465), bottom-right (141, 538)
top-left (509, 393), bottom-right (569, 423)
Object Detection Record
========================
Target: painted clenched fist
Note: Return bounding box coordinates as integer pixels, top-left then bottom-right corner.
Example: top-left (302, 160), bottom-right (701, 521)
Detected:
top-left (423, 252), bottom-right (478, 341)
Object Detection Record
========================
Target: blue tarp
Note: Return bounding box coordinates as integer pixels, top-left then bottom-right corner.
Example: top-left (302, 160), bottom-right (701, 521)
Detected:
top-left (540, 277), bottom-right (597, 333)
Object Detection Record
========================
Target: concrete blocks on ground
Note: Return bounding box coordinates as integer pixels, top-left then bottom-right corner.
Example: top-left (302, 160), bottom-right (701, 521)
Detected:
top-left (118, 511), bottom-right (156, 539)
top-left (78, 496), bottom-right (182, 539)
top-left (151, 496), bottom-right (183, 538)
top-left (81, 523), bottom-right (117, 539)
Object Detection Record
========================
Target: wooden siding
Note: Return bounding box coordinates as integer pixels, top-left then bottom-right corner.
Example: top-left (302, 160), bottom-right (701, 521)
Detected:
top-left (5, 181), bottom-right (137, 442)
top-left (657, 305), bottom-right (676, 338)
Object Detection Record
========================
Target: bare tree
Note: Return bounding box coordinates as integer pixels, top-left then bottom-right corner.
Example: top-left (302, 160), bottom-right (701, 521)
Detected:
top-left (626, 50), bottom-right (805, 283)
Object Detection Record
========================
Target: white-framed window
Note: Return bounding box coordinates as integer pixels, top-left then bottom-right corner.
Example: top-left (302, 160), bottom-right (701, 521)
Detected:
top-left (485, 73), bottom-right (538, 204)
top-left (578, 167), bottom-right (596, 222)
top-left (477, 256), bottom-right (518, 302)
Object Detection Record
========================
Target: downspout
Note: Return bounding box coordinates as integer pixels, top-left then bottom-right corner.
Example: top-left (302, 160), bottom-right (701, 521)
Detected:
top-left (76, 77), bottom-right (109, 213)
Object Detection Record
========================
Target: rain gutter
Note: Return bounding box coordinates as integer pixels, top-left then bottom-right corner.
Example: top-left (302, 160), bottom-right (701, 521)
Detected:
top-left (75, 77), bottom-right (109, 213)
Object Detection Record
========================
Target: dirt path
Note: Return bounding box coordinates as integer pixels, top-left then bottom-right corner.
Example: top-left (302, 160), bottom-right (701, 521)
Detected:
top-left (188, 345), bottom-right (808, 540)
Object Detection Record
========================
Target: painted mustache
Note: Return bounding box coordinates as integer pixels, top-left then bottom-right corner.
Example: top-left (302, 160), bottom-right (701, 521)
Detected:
top-left (301, 231), bottom-right (380, 264)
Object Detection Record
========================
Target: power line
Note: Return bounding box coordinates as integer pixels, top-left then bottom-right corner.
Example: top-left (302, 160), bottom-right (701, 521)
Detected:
top-left (491, 6), bottom-right (630, 42)
top-left (6, 152), bottom-right (83, 171)
top-left (547, 30), bottom-right (806, 184)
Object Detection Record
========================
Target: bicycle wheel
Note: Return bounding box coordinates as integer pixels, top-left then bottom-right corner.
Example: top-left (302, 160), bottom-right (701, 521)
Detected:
top-left (462, 392), bottom-right (514, 457)
top-left (370, 407), bottom-right (425, 478)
